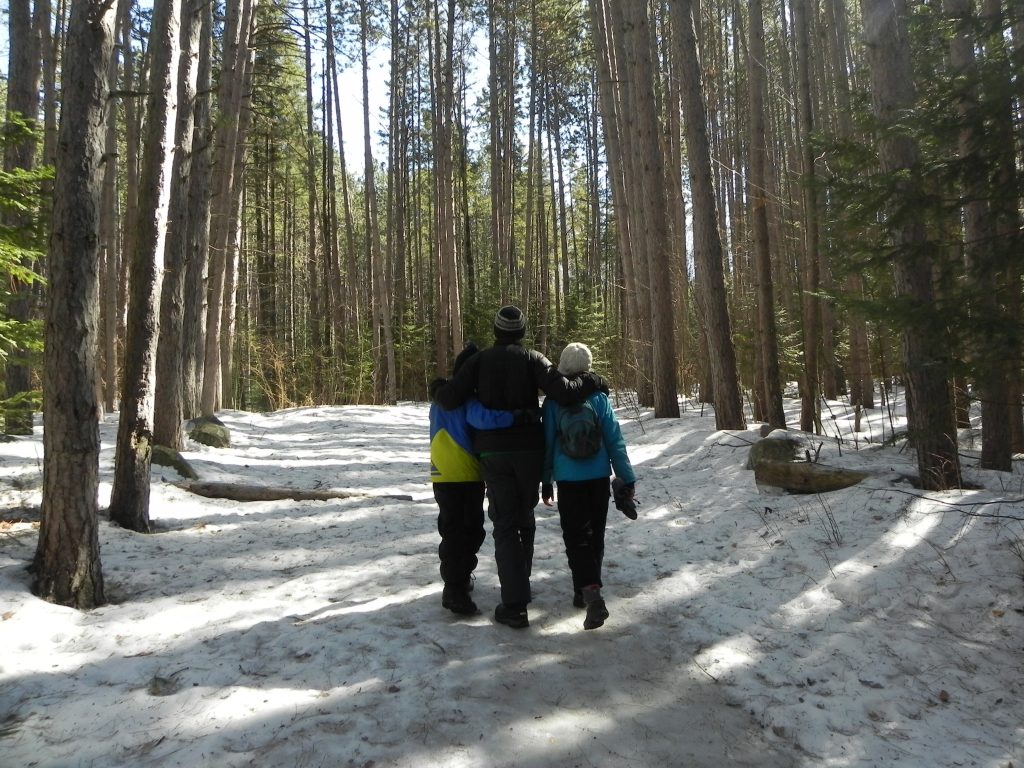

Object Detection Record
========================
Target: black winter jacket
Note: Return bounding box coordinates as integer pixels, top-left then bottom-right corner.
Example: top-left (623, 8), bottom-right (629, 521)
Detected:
top-left (434, 340), bottom-right (593, 453)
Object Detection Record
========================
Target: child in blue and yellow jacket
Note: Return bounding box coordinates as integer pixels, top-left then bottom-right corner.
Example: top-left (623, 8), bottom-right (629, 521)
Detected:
top-left (429, 342), bottom-right (513, 616)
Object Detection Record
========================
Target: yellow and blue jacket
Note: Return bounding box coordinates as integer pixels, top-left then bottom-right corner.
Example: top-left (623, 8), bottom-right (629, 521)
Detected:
top-left (430, 399), bottom-right (515, 483)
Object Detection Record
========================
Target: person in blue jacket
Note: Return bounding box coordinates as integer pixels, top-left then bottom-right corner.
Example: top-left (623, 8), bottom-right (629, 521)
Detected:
top-left (429, 342), bottom-right (515, 616)
top-left (541, 342), bottom-right (636, 630)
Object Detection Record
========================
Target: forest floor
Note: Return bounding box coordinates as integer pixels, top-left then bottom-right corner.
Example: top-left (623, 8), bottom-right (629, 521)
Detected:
top-left (1, 393), bottom-right (1023, 767)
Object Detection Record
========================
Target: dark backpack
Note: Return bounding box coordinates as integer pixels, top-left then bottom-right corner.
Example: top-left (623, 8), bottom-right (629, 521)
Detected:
top-left (556, 400), bottom-right (602, 459)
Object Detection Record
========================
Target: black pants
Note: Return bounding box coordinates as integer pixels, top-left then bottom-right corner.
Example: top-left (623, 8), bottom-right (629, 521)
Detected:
top-left (433, 481), bottom-right (486, 588)
top-left (479, 450), bottom-right (543, 606)
top-left (555, 478), bottom-right (610, 592)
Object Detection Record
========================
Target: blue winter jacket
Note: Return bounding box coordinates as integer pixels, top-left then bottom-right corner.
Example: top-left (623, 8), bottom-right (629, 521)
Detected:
top-left (430, 399), bottom-right (514, 482)
top-left (542, 391), bottom-right (636, 484)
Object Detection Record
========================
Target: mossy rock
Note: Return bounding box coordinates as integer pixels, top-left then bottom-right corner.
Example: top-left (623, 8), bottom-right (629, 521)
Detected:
top-left (745, 431), bottom-right (805, 469)
top-left (151, 445), bottom-right (199, 480)
top-left (753, 460), bottom-right (867, 494)
top-left (747, 430), bottom-right (866, 493)
top-left (187, 416), bottom-right (231, 448)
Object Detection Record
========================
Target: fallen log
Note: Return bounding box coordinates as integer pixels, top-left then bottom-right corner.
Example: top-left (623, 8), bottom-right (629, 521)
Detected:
top-left (174, 481), bottom-right (413, 502)
top-left (753, 460), bottom-right (867, 494)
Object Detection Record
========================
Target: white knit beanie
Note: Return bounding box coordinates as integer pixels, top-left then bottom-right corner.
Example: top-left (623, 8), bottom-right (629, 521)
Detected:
top-left (558, 342), bottom-right (593, 375)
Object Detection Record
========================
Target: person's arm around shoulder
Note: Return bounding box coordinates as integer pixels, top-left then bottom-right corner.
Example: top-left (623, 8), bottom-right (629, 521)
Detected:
top-left (596, 392), bottom-right (636, 484)
top-left (465, 398), bottom-right (515, 430)
top-left (532, 352), bottom-right (610, 406)
top-left (433, 351), bottom-right (479, 410)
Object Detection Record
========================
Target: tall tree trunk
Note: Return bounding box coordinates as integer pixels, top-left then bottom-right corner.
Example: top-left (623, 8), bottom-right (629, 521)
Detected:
top-left (981, 0), bottom-right (1023, 453)
top-left (201, 0), bottom-right (255, 417)
top-left (522, 3), bottom-right (538, 330)
top-left (944, 0), bottom-right (1010, 471)
top-left (386, 0), bottom-right (412, 396)
top-left (489, 0), bottom-right (518, 295)
top-left (748, 0), bottom-right (786, 429)
top-left (361, 0), bottom-right (397, 403)
top-left (99, 0), bottom-right (125, 414)
top-left (794, 0), bottom-right (822, 433)
top-left (181, 0), bottom-right (212, 419)
top-left (302, 0), bottom-right (322, 388)
top-left (39, 0), bottom-right (58, 171)
top-left (670, 0), bottom-right (745, 429)
top-left (824, 0), bottom-right (873, 412)
top-left (3, 0), bottom-right (44, 435)
top-left (324, 9), bottom-right (345, 384)
top-left (327, 8), bottom-right (361, 352)
top-left (589, 0), bottom-right (643, 396)
top-left (218, 65), bottom-right (254, 410)
top-left (33, 0), bottom-right (116, 609)
top-left (620, 1), bottom-right (679, 417)
top-left (432, 0), bottom-right (461, 375)
top-left (605, 0), bottom-right (654, 403)
top-left (153, 0), bottom-right (201, 451)
top-left (664, 4), bottom-right (691, 394)
top-left (860, 0), bottom-right (960, 490)
top-left (109, 0), bottom-right (182, 532)
top-left (119, 0), bottom-right (139, 364)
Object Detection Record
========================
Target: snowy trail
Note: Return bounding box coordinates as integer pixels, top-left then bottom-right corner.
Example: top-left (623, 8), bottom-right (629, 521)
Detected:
top-left (1, 401), bottom-right (1022, 767)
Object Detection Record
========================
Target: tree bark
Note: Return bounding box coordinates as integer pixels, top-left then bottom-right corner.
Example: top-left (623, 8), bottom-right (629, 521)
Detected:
top-left (670, 0), bottom-right (745, 430)
top-left (981, 0), bottom-right (1023, 453)
top-left (590, 0), bottom-right (642, 397)
top-left (793, 0), bottom-right (822, 433)
top-left (619, 1), bottom-right (679, 417)
top-left (3, 0), bottom-right (43, 435)
top-left (109, 0), bottom-right (182, 532)
top-left (33, 0), bottom-right (116, 609)
top-left (859, 0), bottom-right (960, 490)
top-left (823, 0), bottom-right (873, 412)
top-left (218, 76), bottom-right (253, 409)
top-left (748, 0), bottom-right (786, 430)
top-left (98, 0), bottom-right (125, 414)
top-left (153, 0), bottom-right (202, 451)
top-left (431, 0), bottom-right (462, 375)
top-left (177, 480), bottom-right (413, 502)
top-left (302, 0), bottom-right (322, 384)
top-left (596, 0), bottom-right (653, 402)
top-left (361, 0), bottom-right (397, 404)
top-left (119, 0), bottom-right (139, 369)
top-left (201, 0), bottom-right (255, 417)
top-left (181, 0), bottom-right (213, 419)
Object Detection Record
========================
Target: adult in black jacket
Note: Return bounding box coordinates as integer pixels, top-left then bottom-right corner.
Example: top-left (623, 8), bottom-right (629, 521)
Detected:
top-left (434, 305), bottom-right (606, 628)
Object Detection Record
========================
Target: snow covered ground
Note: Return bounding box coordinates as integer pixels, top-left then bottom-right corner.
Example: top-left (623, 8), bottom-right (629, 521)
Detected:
top-left (1, 392), bottom-right (1022, 767)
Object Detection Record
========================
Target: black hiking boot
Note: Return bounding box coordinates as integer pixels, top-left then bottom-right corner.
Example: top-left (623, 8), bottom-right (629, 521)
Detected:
top-left (582, 586), bottom-right (609, 630)
top-left (442, 585), bottom-right (479, 616)
top-left (573, 590), bottom-right (585, 609)
top-left (494, 603), bottom-right (529, 629)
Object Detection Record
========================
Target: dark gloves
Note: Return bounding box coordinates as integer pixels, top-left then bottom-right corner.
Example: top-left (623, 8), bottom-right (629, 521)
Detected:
top-left (428, 377), bottom-right (448, 401)
top-left (611, 477), bottom-right (637, 520)
top-left (513, 408), bottom-right (541, 426)
top-left (542, 482), bottom-right (554, 506)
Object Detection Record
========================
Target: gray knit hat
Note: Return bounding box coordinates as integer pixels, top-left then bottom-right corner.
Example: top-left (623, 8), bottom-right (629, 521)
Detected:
top-left (558, 342), bottom-right (593, 375)
top-left (493, 305), bottom-right (526, 338)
